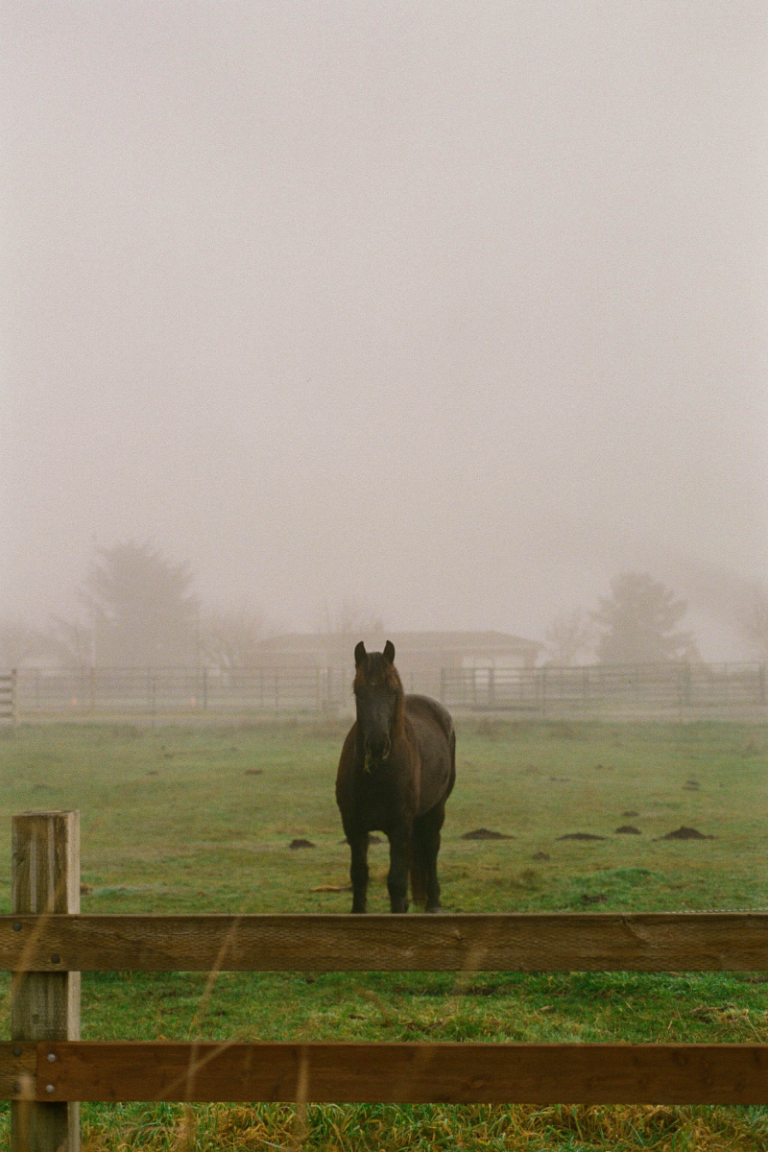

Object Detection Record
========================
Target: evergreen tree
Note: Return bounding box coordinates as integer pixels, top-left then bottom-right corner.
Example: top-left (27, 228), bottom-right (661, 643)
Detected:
top-left (592, 573), bottom-right (698, 664)
top-left (83, 542), bottom-right (199, 666)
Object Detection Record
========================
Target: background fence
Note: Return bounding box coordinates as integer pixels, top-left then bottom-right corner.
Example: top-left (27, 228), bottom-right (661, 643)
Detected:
top-left (0, 670), bottom-right (15, 723)
top-left (6, 661), bottom-right (767, 721)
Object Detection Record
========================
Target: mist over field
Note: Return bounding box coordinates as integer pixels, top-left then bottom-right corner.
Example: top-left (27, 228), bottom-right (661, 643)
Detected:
top-left (2, 2), bottom-right (766, 658)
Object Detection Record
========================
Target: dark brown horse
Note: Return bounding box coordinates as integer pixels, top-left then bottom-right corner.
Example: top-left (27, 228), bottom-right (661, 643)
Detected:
top-left (336, 640), bottom-right (456, 913)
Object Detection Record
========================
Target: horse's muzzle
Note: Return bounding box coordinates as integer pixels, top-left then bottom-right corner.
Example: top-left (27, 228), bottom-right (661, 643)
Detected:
top-left (365, 736), bottom-right (392, 764)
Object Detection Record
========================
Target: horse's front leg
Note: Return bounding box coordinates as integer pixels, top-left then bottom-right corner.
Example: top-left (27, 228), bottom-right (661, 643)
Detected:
top-left (387, 824), bottom-right (411, 913)
top-left (348, 831), bottom-right (369, 914)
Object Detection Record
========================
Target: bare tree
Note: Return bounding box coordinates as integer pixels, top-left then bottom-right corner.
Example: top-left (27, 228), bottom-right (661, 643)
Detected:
top-left (0, 618), bottom-right (47, 667)
top-left (544, 609), bottom-right (596, 666)
top-left (735, 582), bottom-right (768, 659)
top-left (318, 597), bottom-right (387, 668)
top-left (321, 596), bottom-right (386, 638)
top-left (199, 607), bottom-right (272, 668)
top-left (42, 616), bottom-right (94, 667)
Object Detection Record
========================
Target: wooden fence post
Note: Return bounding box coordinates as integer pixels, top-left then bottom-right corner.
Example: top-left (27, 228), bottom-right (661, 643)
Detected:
top-left (11, 811), bottom-right (81, 1152)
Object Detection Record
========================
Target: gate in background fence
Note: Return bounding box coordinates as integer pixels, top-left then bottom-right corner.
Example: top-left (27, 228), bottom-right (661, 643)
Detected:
top-left (5, 811), bottom-right (768, 1151)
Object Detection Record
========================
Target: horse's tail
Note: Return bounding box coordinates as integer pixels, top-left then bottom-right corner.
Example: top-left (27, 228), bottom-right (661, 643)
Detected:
top-left (409, 844), bottom-right (429, 909)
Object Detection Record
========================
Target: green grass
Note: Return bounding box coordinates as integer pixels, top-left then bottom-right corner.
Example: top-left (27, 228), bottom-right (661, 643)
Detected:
top-left (2, 717), bottom-right (768, 1149)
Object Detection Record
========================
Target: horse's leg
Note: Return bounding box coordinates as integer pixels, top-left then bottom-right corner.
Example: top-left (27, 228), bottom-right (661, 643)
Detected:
top-left (348, 829), bottom-right (369, 914)
top-left (419, 803), bottom-right (446, 913)
top-left (387, 824), bottom-right (411, 913)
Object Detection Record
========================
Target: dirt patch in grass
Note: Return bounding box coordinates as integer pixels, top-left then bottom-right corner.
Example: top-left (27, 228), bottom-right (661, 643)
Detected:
top-left (615, 825), bottom-right (642, 835)
top-left (289, 838), bottom-right (315, 849)
top-left (473, 717), bottom-right (504, 740)
top-left (548, 722), bottom-right (581, 739)
top-left (660, 826), bottom-right (715, 841)
top-left (557, 832), bottom-right (606, 842)
top-left (461, 828), bottom-right (514, 841)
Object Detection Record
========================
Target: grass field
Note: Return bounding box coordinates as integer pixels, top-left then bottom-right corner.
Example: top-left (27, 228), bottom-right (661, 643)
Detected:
top-left (1, 717), bottom-right (768, 1149)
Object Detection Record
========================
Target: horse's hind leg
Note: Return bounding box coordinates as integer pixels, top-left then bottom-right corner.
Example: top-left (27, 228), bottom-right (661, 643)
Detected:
top-left (414, 803), bottom-right (446, 912)
top-left (347, 830), bottom-right (369, 914)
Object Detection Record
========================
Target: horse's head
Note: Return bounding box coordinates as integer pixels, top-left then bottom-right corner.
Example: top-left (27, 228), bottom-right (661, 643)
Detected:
top-left (353, 640), bottom-right (404, 764)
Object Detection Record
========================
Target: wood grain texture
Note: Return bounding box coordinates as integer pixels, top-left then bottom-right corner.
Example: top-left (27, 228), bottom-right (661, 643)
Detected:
top-left (11, 812), bottom-right (80, 1152)
top-left (2, 913), bottom-right (768, 972)
top-left (35, 1041), bottom-right (768, 1105)
top-left (0, 1045), bottom-right (37, 1100)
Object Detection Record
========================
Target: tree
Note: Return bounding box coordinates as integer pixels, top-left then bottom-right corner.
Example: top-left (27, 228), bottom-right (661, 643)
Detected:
top-left (321, 597), bottom-right (386, 638)
top-left (731, 582), bottom-right (768, 659)
top-left (592, 573), bottom-right (699, 665)
top-left (0, 619), bottom-right (47, 667)
top-left (199, 607), bottom-right (271, 668)
top-left (42, 616), bottom-right (94, 667)
top-left (544, 609), bottom-right (596, 666)
top-left (319, 597), bottom-right (387, 666)
top-left (82, 542), bottom-right (199, 667)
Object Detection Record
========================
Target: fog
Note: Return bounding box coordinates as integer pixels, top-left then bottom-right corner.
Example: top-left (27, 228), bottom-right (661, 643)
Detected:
top-left (2, 2), bottom-right (766, 657)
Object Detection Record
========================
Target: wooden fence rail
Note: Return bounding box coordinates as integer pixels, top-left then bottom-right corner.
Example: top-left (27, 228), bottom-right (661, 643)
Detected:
top-left (4, 911), bottom-right (768, 972)
top-left (5, 1041), bottom-right (768, 1106)
top-left (5, 812), bottom-right (768, 1152)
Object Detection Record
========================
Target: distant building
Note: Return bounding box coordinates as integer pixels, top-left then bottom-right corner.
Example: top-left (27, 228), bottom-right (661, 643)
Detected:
top-left (253, 631), bottom-right (543, 692)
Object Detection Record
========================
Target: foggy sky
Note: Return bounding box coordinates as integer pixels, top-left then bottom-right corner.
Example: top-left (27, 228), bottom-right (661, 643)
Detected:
top-left (2, 2), bottom-right (767, 656)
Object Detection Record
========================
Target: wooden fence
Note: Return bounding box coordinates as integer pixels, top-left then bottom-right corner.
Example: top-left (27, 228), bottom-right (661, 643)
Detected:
top-left (8, 661), bottom-right (768, 720)
top-left (5, 811), bottom-right (768, 1151)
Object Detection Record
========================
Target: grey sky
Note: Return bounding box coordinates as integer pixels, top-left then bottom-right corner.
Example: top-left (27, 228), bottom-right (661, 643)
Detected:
top-left (2, 2), bottom-right (766, 655)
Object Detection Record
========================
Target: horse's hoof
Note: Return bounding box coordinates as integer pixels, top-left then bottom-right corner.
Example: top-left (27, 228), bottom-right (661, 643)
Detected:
top-left (426, 906), bottom-right (444, 914)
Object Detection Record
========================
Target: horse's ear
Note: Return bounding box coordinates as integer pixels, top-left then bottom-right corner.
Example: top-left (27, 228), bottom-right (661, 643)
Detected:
top-left (354, 641), bottom-right (367, 667)
top-left (383, 640), bottom-right (395, 664)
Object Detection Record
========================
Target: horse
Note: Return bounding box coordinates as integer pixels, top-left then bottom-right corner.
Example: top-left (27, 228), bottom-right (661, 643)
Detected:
top-left (335, 640), bottom-right (456, 913)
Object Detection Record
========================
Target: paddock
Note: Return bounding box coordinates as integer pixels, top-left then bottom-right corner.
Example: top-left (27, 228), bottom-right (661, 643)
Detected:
top-left (2, 719), bottom-right (768, 1151)
top-left (5, 810), bottom-right (768, 1151)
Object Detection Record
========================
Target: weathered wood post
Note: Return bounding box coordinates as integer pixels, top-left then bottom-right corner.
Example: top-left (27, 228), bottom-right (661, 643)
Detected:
top-left (11, 811), bottom-right (81, 1152)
